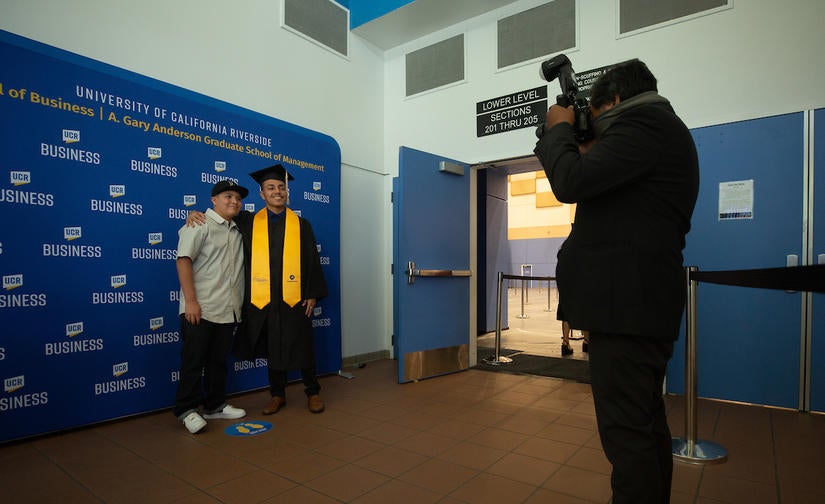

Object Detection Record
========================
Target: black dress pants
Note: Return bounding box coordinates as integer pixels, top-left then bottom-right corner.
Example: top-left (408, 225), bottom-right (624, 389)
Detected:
top-left (588, 332), bottom-right (674, 504)
top-left (174, 316), bottom-right (235, 418)
top-left (268, 367), bottom-right (320, 398)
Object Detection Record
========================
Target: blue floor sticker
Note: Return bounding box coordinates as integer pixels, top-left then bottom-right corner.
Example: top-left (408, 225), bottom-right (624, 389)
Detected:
top-left (225, 421), bottom-right (273, 436)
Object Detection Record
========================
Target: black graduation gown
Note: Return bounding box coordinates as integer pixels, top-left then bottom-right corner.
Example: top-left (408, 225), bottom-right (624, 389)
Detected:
top-left (232, 209), bottom-right (328, 368)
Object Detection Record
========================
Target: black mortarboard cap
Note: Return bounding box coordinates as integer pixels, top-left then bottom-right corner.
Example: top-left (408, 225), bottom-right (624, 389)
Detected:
top-left (249, 164), bottom-right (294, 185)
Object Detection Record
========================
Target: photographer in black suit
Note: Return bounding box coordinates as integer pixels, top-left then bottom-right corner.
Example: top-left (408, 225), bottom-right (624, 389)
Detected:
top-left (534, 59), bottom-right (699, 503)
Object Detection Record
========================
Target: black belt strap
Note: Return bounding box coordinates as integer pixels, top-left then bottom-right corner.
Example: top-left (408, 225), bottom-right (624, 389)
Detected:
top-left (690, 264), bottom-right (825, 293)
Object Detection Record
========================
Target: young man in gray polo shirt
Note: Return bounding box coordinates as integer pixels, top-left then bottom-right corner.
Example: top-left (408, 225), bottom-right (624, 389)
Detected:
top-left (173, 180), bottom-right (249, 433)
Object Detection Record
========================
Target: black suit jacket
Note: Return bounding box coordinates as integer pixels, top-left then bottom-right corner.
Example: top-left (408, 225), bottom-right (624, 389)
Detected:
top-left (534, 101), bottom-right (699, 340)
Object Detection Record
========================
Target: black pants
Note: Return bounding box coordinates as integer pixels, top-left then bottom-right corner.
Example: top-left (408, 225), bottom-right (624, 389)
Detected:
top-left (173, 316), bottom-right (236, 418)
top-left (258, 317), bottom-right (321, 398)
top-left (588, 332), bottom-right (674, 504)
top-left (268, 367), bottom-right (320, 398)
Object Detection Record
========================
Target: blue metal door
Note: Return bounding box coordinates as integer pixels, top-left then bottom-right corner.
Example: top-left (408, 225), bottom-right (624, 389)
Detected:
top-left (667, 112), bottom-right (805, 408)
top-left (810, 108), bottom-right (825, 412)
top-left (393, 147), bottom-right (471, 383)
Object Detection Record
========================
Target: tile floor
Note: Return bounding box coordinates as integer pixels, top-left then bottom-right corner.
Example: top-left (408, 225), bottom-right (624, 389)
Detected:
top-left (1, 357), bottom-right (824, 503)
top-left (2, 288), bottom-right (824, 503)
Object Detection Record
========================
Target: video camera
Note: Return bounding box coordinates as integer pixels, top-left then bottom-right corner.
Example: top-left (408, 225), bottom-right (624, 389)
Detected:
top-left (536, 54), bottom-right (594, 142)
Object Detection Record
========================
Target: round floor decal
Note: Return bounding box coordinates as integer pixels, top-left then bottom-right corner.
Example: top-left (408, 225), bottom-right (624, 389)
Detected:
top-left (224, 421), bottom-right (273, 436)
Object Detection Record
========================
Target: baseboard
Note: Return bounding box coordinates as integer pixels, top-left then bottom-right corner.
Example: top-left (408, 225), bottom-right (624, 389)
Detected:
top-left (341, 350), bottom-right (391, 369)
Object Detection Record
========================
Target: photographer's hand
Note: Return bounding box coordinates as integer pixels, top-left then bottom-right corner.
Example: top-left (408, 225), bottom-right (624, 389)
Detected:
top-left (545, 104), bottom-right (575, 128)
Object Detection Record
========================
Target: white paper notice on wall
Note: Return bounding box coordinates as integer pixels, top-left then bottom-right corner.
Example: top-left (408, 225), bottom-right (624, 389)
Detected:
top-left (718, 179), bottom-right (754, 220)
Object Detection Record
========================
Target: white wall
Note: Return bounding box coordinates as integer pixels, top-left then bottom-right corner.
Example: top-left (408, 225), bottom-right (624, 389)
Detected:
top-left (0, 0), bottom-right (392, 361)
top-left (382, 0), bottom-right (825, 171)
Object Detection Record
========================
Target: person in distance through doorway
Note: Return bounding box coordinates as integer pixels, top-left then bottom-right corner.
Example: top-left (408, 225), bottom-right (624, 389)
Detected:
top-left (561, 320), bottom-right (589, 356)
top-left (173, 180), bottom-right (249, 434)
top-left (188, 164), bottom-right (328, 415)
top-left (534, 59), bottom-right (699, 503)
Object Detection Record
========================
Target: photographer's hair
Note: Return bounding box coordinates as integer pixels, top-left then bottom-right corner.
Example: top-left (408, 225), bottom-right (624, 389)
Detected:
top-left (589, 59), bottom-right (658, 109)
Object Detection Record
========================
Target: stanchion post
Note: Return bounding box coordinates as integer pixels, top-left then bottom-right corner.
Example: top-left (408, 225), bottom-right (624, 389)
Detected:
top-left (544, 278), bottom-right (554, 312)
top-left (484, 271), bottom-right (512, 365)
top-left (672, 266), bottom-right (727, 464)
top-left (516, 278), bottom-right (528, 319)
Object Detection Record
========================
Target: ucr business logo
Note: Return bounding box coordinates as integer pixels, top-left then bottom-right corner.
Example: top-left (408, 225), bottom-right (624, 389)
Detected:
top-left (311, 305), bottom-right (332, 328)
top-left (3, 274), bottom-right (23, 291)
top-left (10, 171), bottom-right (30, 186)
top-left (66, 321), bottom-right (84, 337)
top-left (4, 375), bottom-right (24, 393)
top-left (2, 171), bottom-right (55, 207)
top-left (46, 320), bottom-right (104, 356)
top-left (316, 243), bottom-right (330, 265)
top-left (62, 129), bottom-right (80, 144)
top-left (215, 161), bottom-right (226, 172)
top-left (113, 361), bottom-right (128, 377)
top-left (133, 234), bottom-right (176, 260)
top-left (183, 195), bottom-right (197, 207)
top-left (95, 362), bottom-right (146, 395)
top-left (109, 184), bottom-right (126, 198)
top-left (91, 274), bottom-right (143, 304)
top-left (111, 274), bottom-right (127, 289)
top-left (91, 184), bottom-right (141, 215)
top-left (148, 147), bottom-right (162, 160)
top-left (304, 181), bottom-right (330, 204)
top-left (41, 129), bottom-right (101, 165)
top-left (43, 227), bottom-right (102, 258)
top-left (244, 203), bottom-right (256, 212)
top-left (64, 226), bottom-right (82, 241)
top-left (1, 375), bottom-right (48, 412)
top-left (134, 319), bottom-right (179, 346)
top-left (0, 274), bottom-right (47, 308)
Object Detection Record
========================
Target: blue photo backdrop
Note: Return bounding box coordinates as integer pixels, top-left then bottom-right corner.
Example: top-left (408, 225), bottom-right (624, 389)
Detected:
top-left (0, 30), bottom-right (341, 442)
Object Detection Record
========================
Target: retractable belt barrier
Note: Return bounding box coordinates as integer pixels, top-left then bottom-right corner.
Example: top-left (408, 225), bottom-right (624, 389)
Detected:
top-left (691, 264), bottom-right (825, 292)
top-left (485, 272), bottom-right (556, 365)
top-left (673, 264), bottom-right (824, 465)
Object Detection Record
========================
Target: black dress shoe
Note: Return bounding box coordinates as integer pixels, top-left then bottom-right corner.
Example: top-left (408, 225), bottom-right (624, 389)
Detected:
top-left (561, 344), bottom-right (574, 356)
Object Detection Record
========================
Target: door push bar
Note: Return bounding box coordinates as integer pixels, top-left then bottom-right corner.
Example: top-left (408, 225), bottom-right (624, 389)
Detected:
top-left (406, 261), bottom-right (472, 284)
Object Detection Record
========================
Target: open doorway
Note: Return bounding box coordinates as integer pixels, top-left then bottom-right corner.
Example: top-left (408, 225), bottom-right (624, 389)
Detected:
top-left (471, 155), bottom-right (590, 372)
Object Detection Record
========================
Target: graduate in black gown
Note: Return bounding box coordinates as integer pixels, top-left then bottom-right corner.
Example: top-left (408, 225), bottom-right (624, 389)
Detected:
top-left (188, 164), bottom-right (328, 414)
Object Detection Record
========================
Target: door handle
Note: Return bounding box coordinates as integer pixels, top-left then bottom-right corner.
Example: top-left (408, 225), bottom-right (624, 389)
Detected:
top-left (406, 261), bottom-right (472, 284)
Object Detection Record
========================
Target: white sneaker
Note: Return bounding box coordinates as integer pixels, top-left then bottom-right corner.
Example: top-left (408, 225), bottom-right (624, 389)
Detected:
top-left (203, 404), bottom-right (246, 420)
top-left (182, 412), bottom-right (206, 434)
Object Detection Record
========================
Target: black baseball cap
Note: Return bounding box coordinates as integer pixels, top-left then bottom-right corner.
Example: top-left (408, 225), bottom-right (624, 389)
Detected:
top-left (211, 179), bottom-right (249, 198)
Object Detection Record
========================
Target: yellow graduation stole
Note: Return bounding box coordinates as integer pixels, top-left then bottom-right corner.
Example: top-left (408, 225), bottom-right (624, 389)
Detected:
top-left (250, 208), bottom-right (302, 308)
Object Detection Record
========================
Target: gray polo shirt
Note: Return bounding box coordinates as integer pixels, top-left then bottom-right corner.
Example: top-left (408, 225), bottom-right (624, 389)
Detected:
top-left (176, 208), bottom-right (244, 323)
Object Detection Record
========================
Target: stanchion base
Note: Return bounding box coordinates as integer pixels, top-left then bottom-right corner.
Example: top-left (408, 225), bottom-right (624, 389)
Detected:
top-left (515, 315), bottom-right (529, 319)
top-left (483, 355), bottom-right (513, 366)
top-left (671, 437), bottom-right (727, 465)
